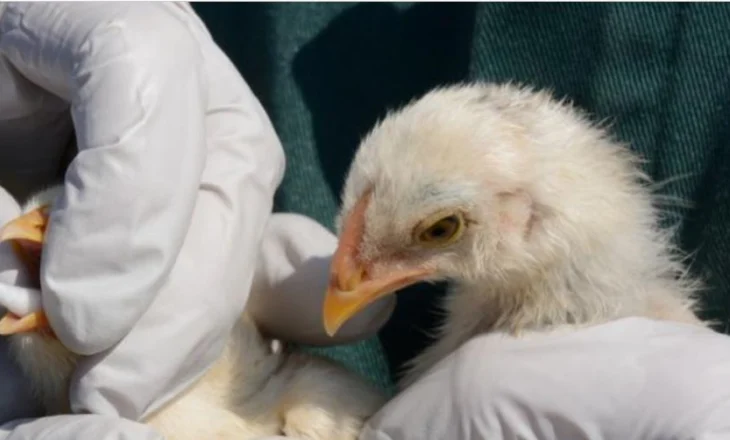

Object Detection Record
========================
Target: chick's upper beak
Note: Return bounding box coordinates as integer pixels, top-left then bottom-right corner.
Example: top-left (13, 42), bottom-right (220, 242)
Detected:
top-left (0, 206), bottom-right (51, 335)
top-left (0, 206), bottom-right (49, 244)
top-left (322, 193), bottom-right (433, 336)
top-left (0, 311), bottom-right (49, 335)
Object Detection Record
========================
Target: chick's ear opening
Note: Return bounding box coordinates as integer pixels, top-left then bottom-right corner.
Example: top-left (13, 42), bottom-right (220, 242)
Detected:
top-left (497, 190), bottom-right (535, 241)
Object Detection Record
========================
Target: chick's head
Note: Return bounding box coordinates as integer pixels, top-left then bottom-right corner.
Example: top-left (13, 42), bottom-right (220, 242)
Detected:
top-left (323, 83), bottom-right (663, 335)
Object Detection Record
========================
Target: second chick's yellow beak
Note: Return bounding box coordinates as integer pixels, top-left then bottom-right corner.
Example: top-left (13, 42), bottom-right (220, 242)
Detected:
top-left (0, 206), bottom-right (50, 244)
top-left (0, 205), bottom-right (52, 336)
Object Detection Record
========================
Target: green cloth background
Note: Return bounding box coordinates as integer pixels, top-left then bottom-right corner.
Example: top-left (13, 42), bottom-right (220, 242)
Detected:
top-left (192, 2), bottom-right (730, 392)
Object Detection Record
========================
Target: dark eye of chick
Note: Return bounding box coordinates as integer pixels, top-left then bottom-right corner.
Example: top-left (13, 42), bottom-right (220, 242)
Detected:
top-left (419, 215), bottom-right (462, 243)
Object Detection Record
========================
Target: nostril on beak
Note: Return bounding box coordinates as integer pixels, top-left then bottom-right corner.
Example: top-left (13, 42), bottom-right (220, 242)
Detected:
top-left (337, 265), bottom-right (366, 292)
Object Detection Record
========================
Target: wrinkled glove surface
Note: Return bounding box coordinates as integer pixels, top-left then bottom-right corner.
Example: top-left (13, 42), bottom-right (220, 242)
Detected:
top-left (0, 3), bottom-right (394, 437)
top-left (361, 318), bottom-right (730, 440)
top-left (0, 1), bottom-right (287, 437)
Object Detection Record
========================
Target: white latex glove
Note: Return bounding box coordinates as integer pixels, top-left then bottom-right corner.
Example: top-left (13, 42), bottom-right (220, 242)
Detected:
top-left (0, 3), bottom-right (394, 437)
top-left (362, 317), bottom-right (730, 440)
top-left (0, 2), bottom-right (288, 437)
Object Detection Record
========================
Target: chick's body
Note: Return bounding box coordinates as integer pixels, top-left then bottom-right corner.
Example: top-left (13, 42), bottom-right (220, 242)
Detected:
top-left (6, 185), bottom-right (385, 440)
top-left (329, 83), bottom-right (703, 388)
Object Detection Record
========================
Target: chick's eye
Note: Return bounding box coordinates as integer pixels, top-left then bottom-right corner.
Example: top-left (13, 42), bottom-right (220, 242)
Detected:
top-left (417, 214), bottom-right (464, 245)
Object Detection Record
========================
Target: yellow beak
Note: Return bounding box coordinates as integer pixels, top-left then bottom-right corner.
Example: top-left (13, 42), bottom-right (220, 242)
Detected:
top-left (0, 206), bottom-right (49, 244)
top-left (322, 193), bottom-right (433, 336)
top-left (0, 311), bottom-right (50, 335)
top-left (322, 265), bottom-right (433, 337)
top-left (0, 205), bottom-right (51, 335)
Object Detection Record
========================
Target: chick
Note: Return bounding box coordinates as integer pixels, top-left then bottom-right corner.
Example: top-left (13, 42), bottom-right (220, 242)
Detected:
top-left (0, 184), bottom-right (385, 440)
top-left (321, 83), bottom-right (704, 388)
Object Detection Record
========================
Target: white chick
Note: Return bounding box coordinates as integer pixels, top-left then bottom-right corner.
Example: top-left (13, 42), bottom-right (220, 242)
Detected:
top-left (0, 184), bottom-right (385, 440)
top-left (321, 83), bottom-right (704, 389)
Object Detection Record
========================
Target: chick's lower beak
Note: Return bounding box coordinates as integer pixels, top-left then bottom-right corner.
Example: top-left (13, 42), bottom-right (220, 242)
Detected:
top-left (323, 261), bottom-right (432, 337)
top-left (0, 206), bottom-right (51, 335)
top-left (322, 193), bottom-right (432, 336)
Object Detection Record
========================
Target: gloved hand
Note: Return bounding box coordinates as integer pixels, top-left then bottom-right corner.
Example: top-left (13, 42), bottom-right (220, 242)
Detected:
top-left (0, 1), bottom-right (287, 437)
top-left (0, 3), bottom-right (394, 437)
top-left (361, 317), bottom-right (730, 440)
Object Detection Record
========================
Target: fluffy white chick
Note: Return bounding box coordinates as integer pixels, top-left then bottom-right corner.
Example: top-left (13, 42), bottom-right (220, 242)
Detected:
top-left (0, 184), bottom-right (385, 440)
top-left (322, 83), bottom-right (704, 388)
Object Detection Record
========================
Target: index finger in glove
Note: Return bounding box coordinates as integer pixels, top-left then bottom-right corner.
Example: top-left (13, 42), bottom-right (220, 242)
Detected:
top-left (69, 4), bottom-right (285, 420)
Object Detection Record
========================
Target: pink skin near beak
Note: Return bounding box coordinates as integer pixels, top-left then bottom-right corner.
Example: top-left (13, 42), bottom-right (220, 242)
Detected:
top-left (0, 206), bottom-right (54, 337)
top-left (323, 191), bottom-right (434, 336)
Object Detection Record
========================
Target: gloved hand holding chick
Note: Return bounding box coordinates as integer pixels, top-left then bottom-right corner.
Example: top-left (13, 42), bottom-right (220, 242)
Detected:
top-left (0, 2), bottom-right (390, 439)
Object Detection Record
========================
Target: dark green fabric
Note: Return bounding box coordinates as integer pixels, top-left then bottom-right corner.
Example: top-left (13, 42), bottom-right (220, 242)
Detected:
top-left (193, 2), bottom-right (730, 390)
